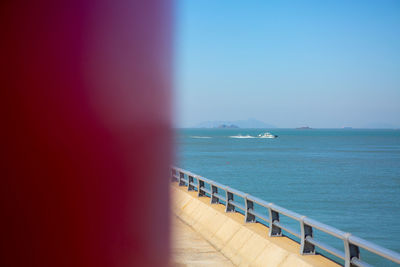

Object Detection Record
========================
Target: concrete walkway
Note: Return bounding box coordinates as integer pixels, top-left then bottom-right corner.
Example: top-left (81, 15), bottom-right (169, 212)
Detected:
top-left (171, 184), bottom-right (341, 267)
top-left (172, 216), bottom-right (234, 266)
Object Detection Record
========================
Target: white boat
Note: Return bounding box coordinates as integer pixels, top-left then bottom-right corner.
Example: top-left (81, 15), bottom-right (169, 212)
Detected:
top-left (258, 132), bottom-right (278, 138)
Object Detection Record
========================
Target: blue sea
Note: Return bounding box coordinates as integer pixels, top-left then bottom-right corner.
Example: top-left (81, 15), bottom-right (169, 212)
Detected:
top-left (176, 128), bottom-right (400, 266)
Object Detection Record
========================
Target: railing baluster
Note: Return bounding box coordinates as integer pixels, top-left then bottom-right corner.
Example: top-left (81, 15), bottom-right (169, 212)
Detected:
top-left (225, 188), bottom-right (235, 212)
top-left (198, 178), bottom-right (205, 197)
top-left (211, 184), bottom-right (219, 204)
top-left (268, 204), bottom-right (282, 237)
top-left (179, 171), bottom-right (185, 186)
top-left (245, 195), bottom-right (256, 223)
top-left (300, 216), bottom-right (315, 255)
top-left (188, 175), bottom-right (194, 191)
top-left (171, 169), bottom-right (175, 182)
top-left (344, 233), bottom-right (360, 267)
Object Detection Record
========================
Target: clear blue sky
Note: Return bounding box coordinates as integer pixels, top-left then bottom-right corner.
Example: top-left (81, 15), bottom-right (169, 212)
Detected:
top-left (174, 0), bottom-right (400, 128)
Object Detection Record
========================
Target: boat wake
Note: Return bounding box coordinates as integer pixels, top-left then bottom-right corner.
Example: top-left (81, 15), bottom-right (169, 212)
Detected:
top-left (230, 132), bottom-right (278, 139)
top-left (229, 135), bottom-right (255, 139)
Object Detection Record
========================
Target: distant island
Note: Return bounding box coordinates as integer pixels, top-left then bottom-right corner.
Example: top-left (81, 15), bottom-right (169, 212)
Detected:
top-left (194, 118), bottom-right (275, 129)
top-left (217, 124), bottom-right (239, 129)
top-left (296, 126), bottom-right (312, 130)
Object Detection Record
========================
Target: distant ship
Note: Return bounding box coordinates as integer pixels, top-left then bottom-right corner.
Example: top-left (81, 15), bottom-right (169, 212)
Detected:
top-left (296, 126), bottom-right (312, 130)
top-left (258, 132), bottom-right (278, 138)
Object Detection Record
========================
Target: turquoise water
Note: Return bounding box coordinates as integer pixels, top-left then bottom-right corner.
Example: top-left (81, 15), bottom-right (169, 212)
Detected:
top-left (176, 128), bottom-right (400, 266)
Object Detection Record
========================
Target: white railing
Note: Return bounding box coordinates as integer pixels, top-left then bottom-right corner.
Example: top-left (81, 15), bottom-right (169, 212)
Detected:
top-left (171, 167), bottom-right (400, 267)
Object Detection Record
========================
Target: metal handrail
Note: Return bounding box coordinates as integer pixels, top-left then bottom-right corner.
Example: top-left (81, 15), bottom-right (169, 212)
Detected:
top-left (171, 167), bottom-right (400, 267)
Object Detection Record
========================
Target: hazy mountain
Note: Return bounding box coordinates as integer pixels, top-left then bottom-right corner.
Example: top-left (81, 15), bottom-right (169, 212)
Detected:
top-left (195, 118), bottom-right (276, 128)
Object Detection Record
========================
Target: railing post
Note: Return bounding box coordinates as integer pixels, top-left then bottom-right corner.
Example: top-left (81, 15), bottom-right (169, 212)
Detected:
top-left (344, 233), bottom-right (360, 267)
top-left (300, 216), bottom-right (315, 255)
top-left (211, 184), bottom-right (219, 204)
top-left (245, 195), bottom-right (256, 223)
top-left (198, 178), bottom-right (205, 197)
top-left (171, 168), bottom-right (175, 182)
top-left (268, 204), bottom-right (282, 236)
top-left (188, 175), bottom-right (194, 191)
top-left (225, 188), bottom-right (235, 212)
top-left (179, 171), bottom-right (185, 186)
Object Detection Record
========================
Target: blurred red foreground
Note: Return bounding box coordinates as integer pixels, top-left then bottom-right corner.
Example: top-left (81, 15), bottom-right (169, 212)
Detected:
top-left (1, 1), bottom-right (172, 266)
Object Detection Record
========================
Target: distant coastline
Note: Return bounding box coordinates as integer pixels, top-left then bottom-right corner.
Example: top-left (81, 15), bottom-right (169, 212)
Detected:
top-left (176, 127), bottom-right (400, 130)
top-left (216, 124), bottom-right (239, 129)
top-left (194, 118), bottom-right (276, 129)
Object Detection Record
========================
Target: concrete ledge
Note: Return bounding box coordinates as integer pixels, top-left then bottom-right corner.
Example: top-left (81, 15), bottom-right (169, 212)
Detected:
top-left (172, 183), bottom-right (341, 267)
